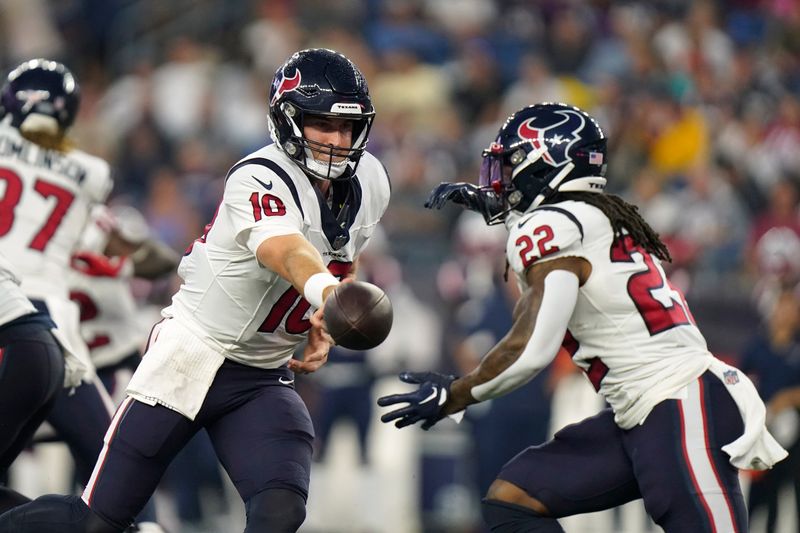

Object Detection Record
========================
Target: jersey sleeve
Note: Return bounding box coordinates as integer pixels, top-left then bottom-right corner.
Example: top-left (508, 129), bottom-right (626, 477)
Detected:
top-left (223, 166), bottom-right (305, 256)
top-left (506, 207), bottom-right (586, 277)
top-left (81, 156), bottom-right (113, 204)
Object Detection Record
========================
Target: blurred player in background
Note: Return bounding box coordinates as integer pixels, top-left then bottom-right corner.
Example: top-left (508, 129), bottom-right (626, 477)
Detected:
top-left (0, 58), bottom-right (164, 532)
top-left (0, 47), bottom-right (391, 533)
top-left (69, 204), bottom-right (178, 402)
top-left (0, 57), bottom-right (114, 477)
top-left (0, 252), bottom-right (64, 513)
top-left (379, 102), bottom-right (788, 533)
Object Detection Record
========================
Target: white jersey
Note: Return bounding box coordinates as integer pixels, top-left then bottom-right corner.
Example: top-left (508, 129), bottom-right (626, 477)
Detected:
top-left (506, 199), bottom-right (713, 428)
top-left (68, 253), bottom-right (145, 369)
top-left (0, 123), bottom-right (112, 300)
top-left (0, 251), bottom-right (36, 326)
top-left (168, 144), bottom-right (391, 368)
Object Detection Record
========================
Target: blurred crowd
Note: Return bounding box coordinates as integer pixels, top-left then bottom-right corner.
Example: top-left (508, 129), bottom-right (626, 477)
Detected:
top-left (3, 0), bottom-right (800, 532)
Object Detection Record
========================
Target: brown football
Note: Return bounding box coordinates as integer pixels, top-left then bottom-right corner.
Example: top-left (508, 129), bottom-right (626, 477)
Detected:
top-left (323, 281), bottom-right (393, 350)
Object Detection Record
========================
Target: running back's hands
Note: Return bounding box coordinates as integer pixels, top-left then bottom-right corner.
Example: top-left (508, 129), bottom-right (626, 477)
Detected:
top-left (424, 182), bottom-right (503, 222)
top-left (377, 372), bottom-right (456, 430)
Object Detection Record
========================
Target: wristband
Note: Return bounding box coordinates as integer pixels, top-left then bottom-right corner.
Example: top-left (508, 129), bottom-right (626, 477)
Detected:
top-left (303, 272), bottom-right (339, 309)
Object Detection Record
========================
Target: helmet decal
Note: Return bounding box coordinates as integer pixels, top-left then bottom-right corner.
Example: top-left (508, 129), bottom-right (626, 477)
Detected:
top-left (517, 109), bottom-right (585, 167)
top-left (267, 49), bottom-right (375, 181)
top-left (270, 68), bottom-right (301, 107)
top-left (16, 89), bottom-right (52, 113)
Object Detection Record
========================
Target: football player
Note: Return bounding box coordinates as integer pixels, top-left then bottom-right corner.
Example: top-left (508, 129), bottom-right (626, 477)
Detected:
top-left (0, 60), bottom-right (164, 532)
top-left (0, 252), bottom-right (64, 513)
top-left (0, 57), bottom-right (117, 468)
top-left (378, 103), bottom-right (788, 532)
top-left (0, 48), bottom-right (391, 533)
top-left (68, 204), bottom-right (178, 402)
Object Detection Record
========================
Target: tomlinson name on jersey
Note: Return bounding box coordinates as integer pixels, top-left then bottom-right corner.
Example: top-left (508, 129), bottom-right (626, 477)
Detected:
top-left (0, 132), bottom-right (88, 184)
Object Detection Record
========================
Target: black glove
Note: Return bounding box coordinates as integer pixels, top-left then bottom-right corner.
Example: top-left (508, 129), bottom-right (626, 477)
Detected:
top-left (425, 182), bottom-right (505, 223)
top-left (377, 371), bottom-right (456, 430)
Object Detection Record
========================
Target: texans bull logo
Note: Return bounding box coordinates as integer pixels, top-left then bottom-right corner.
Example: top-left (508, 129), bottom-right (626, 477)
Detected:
top-left (270, 68), bottom-right (301, 106)
top-left (516, 109), bottom-right (586, 167)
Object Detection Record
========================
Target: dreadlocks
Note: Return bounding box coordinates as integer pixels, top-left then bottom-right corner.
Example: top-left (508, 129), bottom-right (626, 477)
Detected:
top-left (551, 191), bottom-right (672, 263)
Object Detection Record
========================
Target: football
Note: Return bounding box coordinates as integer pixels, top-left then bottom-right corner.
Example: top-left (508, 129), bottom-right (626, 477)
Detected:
top-left (323, 281), bottom-right (393, 350)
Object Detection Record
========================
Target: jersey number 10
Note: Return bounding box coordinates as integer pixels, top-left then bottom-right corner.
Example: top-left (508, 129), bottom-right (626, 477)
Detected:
top-left (258, 260), bottom-right (352, 334)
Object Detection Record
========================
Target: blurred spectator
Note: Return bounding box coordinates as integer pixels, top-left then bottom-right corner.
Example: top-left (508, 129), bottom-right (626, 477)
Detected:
top-left (738, 287), bottom-right (800, 533)
top-left (0, 0), bottom-right (64, 62)
top-left (151, 37), bottom-right (216, 140)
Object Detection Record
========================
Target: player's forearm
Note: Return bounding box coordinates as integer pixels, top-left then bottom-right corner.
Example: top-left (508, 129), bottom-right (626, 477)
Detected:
top-left (131, 239), bottom-right (180, 279)
top-left (445, 270), bottom-right (579, 413)
top-left (444, 290), bottom-right (539, 414)
top-left (446, 336), bottom-right (531, 414)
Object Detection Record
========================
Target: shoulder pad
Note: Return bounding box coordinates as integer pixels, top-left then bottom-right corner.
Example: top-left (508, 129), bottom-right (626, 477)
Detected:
top-left (506, 205), bottom-right (585, 275)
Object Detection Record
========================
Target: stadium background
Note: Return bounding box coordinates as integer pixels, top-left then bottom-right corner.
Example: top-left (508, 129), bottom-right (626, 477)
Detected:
top-left (2, 0), bottom-right (799, 532)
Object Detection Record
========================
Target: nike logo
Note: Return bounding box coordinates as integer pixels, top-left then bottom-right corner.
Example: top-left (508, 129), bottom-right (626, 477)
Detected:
top-left (419, 388), bottom-right (438, 404)
top-left (253, 176), bottom-right (273, 190)
top-left (518, 218), bottom-right (531, 229)
top-left (278, 377), bottom-right (295, 385)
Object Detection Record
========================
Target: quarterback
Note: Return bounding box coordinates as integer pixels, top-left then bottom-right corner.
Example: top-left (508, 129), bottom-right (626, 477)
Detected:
top-left (379, 103), bottom-right (787, 533)
top-left (0, 48), bottom-right (390, 533)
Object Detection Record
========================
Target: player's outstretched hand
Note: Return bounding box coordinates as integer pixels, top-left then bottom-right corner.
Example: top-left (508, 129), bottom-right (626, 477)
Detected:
top-left (377, 371), bottom-right (456, 430)
top-left (424, 182), bottom-right (504, 222)
top-left (289, 307), bottom-right (332, 374)
top-left (425, 182), bottom-right (483, 210)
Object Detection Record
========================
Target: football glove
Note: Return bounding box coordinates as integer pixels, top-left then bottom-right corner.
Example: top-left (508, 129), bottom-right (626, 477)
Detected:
top-left (424, 182), bottom-right (504, 223)
top-left (377, 371), bottom-right (456, 430)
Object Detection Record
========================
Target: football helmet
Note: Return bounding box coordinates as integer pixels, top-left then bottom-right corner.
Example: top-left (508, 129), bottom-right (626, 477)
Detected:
top-left (476, 103), bottom-right (607, 224)
top-left (268, 48), bottom-right (375, 181)
top-left (0, 59), bottom-right (80, 134)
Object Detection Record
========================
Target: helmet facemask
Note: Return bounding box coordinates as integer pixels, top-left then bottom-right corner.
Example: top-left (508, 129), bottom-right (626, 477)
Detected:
top-left (276, 103), bottom-right (374, 181)
top-left (475, 143), bottom-right (518, 225)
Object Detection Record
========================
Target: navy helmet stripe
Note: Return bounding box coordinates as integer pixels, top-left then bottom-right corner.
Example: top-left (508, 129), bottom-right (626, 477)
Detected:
top-left (534, 206), bottom-right (584, 241)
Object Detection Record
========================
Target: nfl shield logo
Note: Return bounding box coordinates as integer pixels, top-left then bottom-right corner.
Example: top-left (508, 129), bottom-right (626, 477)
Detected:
top-left (723, 370), bottom-right (739, 385)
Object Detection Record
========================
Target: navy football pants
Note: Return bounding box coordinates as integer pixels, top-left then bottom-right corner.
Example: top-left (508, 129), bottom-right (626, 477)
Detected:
top-left (0, 321), bottom-right (64, 472)
top-left (82, 360), bottom-right (314, 530)
top-left (497, 371), bottom-right (748, 533)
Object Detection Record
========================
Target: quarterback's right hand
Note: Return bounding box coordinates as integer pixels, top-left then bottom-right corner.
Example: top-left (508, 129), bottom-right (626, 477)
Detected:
top-left (289, 307), bottom-right (332, 374)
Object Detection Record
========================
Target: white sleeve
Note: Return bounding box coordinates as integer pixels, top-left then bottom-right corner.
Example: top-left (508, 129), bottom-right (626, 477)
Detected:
top-left (470, 269), bottom-right (579, 402)
top-left (223, 168), bottom-right (305, 256)
top-left (83, 158), bottom-right (113, 204)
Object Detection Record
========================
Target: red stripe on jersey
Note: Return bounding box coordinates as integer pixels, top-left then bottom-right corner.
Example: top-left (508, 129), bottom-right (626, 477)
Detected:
top-left (562, 330), bottom-right (579, 357)
top-left (586, 357), bottom-right (608, 391)
top-left (142, 318), bottom-right (166, 356)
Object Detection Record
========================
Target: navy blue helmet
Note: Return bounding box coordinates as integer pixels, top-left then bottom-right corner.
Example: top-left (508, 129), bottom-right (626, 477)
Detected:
top-left (1, 59), bottom-right (80, 132)
top-left (479, 103), bottom-right (607, 223)
top-left (268, 48), bottom-right (375, 181)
